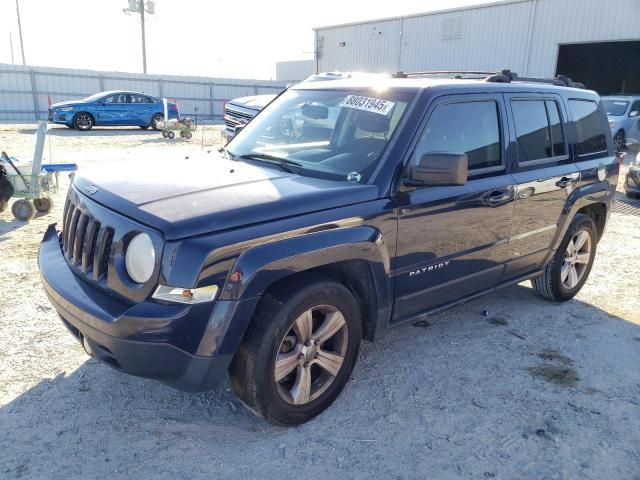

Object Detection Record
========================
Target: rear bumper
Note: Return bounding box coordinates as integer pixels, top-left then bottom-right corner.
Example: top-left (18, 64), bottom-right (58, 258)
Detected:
top-left (38, 224), bottom-right (256, 392)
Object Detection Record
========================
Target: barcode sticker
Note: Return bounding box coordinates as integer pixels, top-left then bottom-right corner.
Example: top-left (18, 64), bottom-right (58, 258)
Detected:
top-left (340, 95), bottom-right (395, 115)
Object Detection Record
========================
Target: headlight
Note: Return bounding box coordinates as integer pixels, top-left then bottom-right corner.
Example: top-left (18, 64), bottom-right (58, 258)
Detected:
top-left (125, 233), bottom-right (155, 283)
top-left (59, 106), bottom-right (75, 112)
top-left (152, 285), bottom-right (219, 304)
top-left (608, 119), bottom-right (616, 129)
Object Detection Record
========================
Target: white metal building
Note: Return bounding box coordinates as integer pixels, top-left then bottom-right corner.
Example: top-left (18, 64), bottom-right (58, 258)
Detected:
top-left (313, 0), bottom-right (640, 93)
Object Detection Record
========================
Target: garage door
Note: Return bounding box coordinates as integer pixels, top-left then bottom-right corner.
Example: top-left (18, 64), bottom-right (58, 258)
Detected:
top-left (556, 41), bottom-right (640, 95)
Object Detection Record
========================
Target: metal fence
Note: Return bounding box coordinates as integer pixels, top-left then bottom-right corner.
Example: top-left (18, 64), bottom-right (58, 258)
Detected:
top-left (0, 63), bottom-right (288, 123)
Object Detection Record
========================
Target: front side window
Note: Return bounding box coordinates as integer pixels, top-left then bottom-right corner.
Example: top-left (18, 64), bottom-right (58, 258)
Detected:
top-left (414, 101), bottom-right (501, 171)
top-left (226, 88), bottom-right (414, 182)
top-left (569, 99), bottom-right (607, 156)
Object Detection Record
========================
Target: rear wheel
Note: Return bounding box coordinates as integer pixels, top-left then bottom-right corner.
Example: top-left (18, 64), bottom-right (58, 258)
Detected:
top-left (73, 112), bottom-right (94, 131)
top-left (151, 113), bottom-right (163, 130)
top-left (12, 199), bottom-right (36, 221)
top-left (533, 213), bottom-right (597, 302)
top-left (167, 131), bottom-right (175, 139)
top-left (230, 276), bottom-right (362, 426)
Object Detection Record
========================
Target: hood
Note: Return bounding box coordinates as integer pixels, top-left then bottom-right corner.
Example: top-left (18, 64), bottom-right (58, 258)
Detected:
top-left (228, 94), bottom-right (277, 111)
top-left (50, 100), bottom-right (87, 108)
top-left (73, 154), bottom-right (379, 240)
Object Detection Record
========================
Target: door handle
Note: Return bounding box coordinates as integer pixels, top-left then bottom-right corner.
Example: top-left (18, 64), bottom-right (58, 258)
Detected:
top-left (555, 176), bottom-right (576, 188)
top-left (484, 189), bottom-right (511, 205)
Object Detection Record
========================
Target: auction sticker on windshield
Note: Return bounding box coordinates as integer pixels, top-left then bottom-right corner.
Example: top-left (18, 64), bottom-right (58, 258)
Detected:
top-left (340, 95), bottom-right (395, 115)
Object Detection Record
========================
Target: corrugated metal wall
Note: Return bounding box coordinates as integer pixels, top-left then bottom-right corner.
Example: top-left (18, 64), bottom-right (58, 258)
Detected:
top-left (315, 0), bottom-right (640, 76)
top-left (0, 63), bottom-right (288, 122)
top-left (276, 60), bottom-right (315, 81)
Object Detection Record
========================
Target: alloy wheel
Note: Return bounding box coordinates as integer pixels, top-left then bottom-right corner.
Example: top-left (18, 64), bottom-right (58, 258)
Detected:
top-left (274, 305), bottom-right (348, 405)
top-left (561, 229), bottom-right (592, 289)
top-left (76, 114), bottom-right (92, 130)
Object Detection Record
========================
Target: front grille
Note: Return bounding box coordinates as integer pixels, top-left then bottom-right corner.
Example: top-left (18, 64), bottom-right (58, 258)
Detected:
top-left (62, 196), bottom-right (113, 280)
top-left (226, 108), bottom-right (254, 122)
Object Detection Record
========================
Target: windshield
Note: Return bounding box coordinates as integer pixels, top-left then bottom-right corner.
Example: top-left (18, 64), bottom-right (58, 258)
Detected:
top-left (602, 99), bottom-right (629, 116)
top-left (82, 92), bottom-right (109, 102)
top-left (226, 88), bottom-right (415, 182)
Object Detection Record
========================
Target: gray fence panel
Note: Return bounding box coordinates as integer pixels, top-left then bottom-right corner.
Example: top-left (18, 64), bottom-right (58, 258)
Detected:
top-left (0, 63), bottom-right (287, 122)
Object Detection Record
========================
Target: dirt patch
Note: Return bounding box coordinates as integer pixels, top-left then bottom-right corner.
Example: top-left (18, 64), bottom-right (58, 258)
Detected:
top-left (486, 316), bottom-right (509, 326)
top-left (528, 365), bottom-right (580, 387)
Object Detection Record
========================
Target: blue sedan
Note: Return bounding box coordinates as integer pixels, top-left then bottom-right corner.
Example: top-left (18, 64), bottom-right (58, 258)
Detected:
top-left (48, 91), bottom-right (179, 131)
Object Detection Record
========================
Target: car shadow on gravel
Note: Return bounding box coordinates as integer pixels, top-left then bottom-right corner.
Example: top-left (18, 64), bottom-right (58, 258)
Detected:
top-left (1, 284), bottom-right (639, 478)
top-left (19, 127), bottom-right (156, 137)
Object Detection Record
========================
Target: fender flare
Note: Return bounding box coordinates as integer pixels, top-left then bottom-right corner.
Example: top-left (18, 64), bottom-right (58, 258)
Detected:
top-left (218, 226), bottom-right (392, 306)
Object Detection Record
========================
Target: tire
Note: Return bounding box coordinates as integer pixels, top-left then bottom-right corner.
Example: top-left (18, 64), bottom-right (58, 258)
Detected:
top-left (12, 199), bottom-right (36, 221)
top-left (185, 131), bottom-right (192, 139)
top-left (73, 112), bottom-right (94, 131)
top-left (230, 275), bottom-right (362, 426)
top-left (613, 130), bottom-right (626, 153)
top-left (162, 130), bottom-right (168, 138)
top-left (151, 113), bottom-right (163, 131)
top-left (167, 131), bottom-right (175, 139)
top-left (139, 125), bottom-right (149, 130)
top-left (532, 213), bottom-right (597, 302)
top-left (179, 131), bottom-right (185, 138)
top-left (33, 197), bottom-right (53, 213)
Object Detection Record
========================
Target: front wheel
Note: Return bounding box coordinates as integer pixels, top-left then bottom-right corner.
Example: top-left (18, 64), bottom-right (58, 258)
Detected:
top-left (533, 213), bottom-right (597, 302)
top-left (73, 112), bottom-right (94, 131)
top-left (230, 276), bottom-right (362, 426)
top-left (12, 199), bottom-right (36, 221)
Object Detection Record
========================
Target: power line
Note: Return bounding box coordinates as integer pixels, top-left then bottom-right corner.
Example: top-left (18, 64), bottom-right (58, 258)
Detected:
top-left (15, 0), bottom-right (26, 65)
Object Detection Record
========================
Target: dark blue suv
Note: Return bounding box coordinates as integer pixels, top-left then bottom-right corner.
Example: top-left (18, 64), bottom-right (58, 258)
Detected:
top-left (39, 70), bottom-right (619, 425)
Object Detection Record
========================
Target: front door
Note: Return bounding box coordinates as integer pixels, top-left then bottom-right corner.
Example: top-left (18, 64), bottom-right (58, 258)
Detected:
top-left (393, 94), bottom-right (515, 321)
top-left (503, 95), bottom-right (579, 279)
top-left (98, 93), bottom-right (131, 125)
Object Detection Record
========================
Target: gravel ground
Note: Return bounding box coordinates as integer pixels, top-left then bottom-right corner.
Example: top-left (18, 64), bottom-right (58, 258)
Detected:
top-left (1, 124), bottom-right (639, 480)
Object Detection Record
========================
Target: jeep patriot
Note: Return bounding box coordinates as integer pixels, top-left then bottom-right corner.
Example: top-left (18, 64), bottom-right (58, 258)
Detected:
top-left (39, 70), bottom-right (619, 425)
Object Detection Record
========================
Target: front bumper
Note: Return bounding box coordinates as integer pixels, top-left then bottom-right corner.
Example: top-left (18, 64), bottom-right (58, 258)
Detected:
top-left (48, 109), bottom-right (72, 124)
top-left (38, 224), bottom-right (257, 392)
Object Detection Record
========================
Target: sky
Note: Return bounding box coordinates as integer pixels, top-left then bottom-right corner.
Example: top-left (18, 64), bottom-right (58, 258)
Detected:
top-left (0, 0), bottom-right (505, 79)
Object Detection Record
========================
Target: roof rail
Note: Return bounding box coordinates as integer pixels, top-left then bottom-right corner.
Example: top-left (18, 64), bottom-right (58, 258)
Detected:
top-left (392, 70), bottom-right (495, 78)
top-left (485, 69), bottom-right (585, 89)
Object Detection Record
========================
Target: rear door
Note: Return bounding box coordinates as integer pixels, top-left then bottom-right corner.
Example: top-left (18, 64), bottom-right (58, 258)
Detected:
top-left (393, 93), bottom-right (516, 321)
top-left (129, 94), bottom-right (155, 125)
top-left (503, 94), bottom-right (579, 279)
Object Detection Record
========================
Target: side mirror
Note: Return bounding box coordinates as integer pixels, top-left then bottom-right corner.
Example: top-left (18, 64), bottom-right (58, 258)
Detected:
top-left (629, 110), bottom-right (639, 118)
top-left (405, 152), bottom-right (468, 187)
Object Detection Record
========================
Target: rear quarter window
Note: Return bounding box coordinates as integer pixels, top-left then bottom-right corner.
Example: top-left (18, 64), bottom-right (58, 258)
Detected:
top-left (568, 99), bottom-right (607, 156)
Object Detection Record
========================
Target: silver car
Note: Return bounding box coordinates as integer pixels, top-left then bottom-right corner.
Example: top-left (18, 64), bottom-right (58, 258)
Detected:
top-left (602, 95), bottom-right (640, 152)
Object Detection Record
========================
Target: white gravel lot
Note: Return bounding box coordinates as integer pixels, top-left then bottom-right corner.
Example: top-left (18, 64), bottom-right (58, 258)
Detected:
top-left (0, 124), bottom-right (639, 480)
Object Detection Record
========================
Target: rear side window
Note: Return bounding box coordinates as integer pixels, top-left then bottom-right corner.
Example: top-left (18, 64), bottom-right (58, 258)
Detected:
top-left (568, 99), bottom-right (607, 155)
top-left (511, 100), bottom-right (566, 163)
top-left (416, 101), bottom-right (501, 171)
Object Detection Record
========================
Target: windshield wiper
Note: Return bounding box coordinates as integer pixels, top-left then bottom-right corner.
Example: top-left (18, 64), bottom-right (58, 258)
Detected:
top-left (238, 153), bottom-right (302, 173)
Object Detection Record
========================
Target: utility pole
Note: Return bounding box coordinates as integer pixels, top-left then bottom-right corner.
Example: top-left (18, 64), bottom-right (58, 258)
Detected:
top-left (140, 4), bottom-right (147, 74)
top-left (124, 0), bottom-right (154, 74)
top-left (9, 32), bottom-right (15, 64)
top-left (15, 0), bottom-right (26, 65)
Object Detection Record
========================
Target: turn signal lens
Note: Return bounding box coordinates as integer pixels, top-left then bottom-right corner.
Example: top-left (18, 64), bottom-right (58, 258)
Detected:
top-left (152, 285), bottom-right (219, 304)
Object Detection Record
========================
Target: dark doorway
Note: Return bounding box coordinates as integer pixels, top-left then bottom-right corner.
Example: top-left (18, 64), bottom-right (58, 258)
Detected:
top-left (556, 41), bottom-right (640, 94)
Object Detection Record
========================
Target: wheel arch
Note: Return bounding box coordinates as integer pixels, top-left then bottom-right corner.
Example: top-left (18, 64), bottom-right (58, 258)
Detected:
top-left (220, 226), bottom-right (393, 341)
top-left (577, 202), bottom-right (607, 241)
top-left (73, 111), bottom-right (95, 126)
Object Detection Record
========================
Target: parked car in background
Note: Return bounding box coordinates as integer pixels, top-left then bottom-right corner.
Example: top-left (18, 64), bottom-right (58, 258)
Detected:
top-left (48, 91), bottom-right (179, 131)
top-left (221, 72), bottom-right (367, 143)
top-left (624, 155), bottom-right (640, 198)
top-left (601, 94), bottom-right (640, 152)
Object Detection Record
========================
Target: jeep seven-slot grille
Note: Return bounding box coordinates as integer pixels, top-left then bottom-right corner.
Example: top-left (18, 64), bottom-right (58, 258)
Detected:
top-left (62, 197), bottom-right (113, 279)
top-left (224, 108), bottom-right (254, 128)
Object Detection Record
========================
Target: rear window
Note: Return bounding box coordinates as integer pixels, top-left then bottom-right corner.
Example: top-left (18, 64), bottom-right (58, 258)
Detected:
top-left (568, 99), bottom-right (607, 156)
top-left (511, 100), bottom-right (566, 162)
top-left (415, 101), bottom-right (501, 171)
top-left (602, 99), bottom-right (629, 116)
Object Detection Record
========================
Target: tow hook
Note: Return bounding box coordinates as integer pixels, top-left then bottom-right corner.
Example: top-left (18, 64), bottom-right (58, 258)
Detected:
top-left (80, 334), bottom-right (93, 357)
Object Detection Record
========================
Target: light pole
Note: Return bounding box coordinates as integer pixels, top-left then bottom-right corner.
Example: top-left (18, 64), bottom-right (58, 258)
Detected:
top-left (15, 0), bottom-right (26, 65)
top-left (124, 0), bottom-right (155, 74)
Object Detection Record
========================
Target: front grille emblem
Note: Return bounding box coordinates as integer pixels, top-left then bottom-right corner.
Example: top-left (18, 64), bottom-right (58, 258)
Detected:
top-left (84, 184), bottom-right (98, 195)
